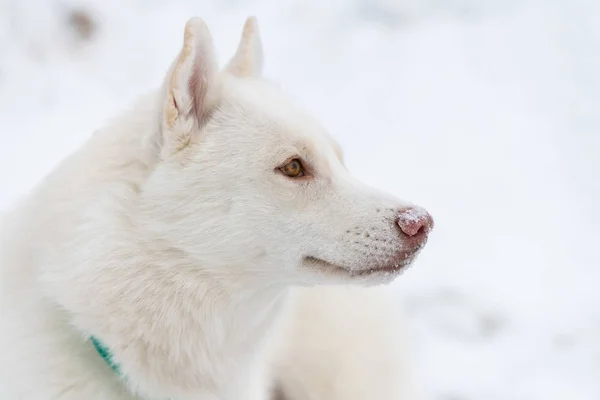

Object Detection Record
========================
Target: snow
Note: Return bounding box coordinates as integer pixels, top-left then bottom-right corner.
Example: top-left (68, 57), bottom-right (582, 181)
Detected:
top-left (1, 0), bottom-right (599, 399)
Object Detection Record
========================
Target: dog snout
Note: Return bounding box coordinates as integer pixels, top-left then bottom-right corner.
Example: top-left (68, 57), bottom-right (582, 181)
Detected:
top-left (396, 207), bottom-right (434, 238)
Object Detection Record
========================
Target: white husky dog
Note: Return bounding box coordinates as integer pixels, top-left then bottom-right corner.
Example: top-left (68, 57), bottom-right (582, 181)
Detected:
top-left (0, 17), bottom-right (433, 400)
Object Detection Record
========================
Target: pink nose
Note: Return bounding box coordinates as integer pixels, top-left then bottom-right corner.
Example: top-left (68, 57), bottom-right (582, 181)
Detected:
top-left (396, 207), bottom-right (434, 237)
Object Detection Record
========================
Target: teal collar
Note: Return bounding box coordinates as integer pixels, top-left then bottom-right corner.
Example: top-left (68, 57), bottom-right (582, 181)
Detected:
top-left (91, 337), bottom-right (175, 400)
top-left (91, 336), bottom-right (121, 375)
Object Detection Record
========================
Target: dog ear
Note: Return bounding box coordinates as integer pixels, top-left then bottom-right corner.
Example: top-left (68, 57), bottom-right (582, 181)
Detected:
top-left (225, 17), bottom-right (263, 78)
top-left (159, 18), bottom-right (218, 155)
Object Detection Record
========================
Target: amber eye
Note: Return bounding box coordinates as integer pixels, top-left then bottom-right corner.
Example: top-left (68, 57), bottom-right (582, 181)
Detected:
top-left (280, 159), bottom-right (304, 178)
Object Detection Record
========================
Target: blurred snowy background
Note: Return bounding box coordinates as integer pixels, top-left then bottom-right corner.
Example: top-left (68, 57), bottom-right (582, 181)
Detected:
top-left (0, 0), bottom-right (599, 399)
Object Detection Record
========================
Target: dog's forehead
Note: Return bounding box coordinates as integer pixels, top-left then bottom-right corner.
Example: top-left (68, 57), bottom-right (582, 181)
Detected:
top-left (221, 77), bottom-right (344, 160)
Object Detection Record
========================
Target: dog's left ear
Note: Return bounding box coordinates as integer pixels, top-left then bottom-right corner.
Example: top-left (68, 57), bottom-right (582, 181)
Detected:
top-left (225, 17), bottom-right (264, 78)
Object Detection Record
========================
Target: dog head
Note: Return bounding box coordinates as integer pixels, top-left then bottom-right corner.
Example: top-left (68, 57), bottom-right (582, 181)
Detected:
top-left (140, 18), bottom-right (433, 286)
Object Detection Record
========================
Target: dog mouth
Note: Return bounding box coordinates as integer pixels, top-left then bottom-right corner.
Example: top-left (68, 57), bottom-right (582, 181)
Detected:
top-left (302, 251), bottom-right (419, 279)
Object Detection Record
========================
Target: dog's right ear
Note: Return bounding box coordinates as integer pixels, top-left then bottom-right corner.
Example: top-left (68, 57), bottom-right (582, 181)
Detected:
top-left (158, 18), bottom-right (219, 156)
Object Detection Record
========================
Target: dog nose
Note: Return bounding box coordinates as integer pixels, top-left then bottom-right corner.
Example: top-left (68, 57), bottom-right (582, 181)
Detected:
top-left (396, 207), bottom-right (434, 237)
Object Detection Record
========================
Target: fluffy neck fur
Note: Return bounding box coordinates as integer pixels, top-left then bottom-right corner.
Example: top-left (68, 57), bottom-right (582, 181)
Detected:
top-left (88, 237), bottom-right (288, 399)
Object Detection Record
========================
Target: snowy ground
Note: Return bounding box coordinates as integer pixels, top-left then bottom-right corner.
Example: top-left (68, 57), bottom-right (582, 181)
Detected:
top-left (1, 0), bottom-right (599, 399)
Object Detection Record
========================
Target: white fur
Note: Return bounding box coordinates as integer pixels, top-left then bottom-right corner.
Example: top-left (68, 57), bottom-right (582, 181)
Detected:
top-left (0, 17), bottom-right (430, 400)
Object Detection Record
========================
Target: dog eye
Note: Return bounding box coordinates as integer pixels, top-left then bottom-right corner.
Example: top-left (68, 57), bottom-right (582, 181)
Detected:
top-left (280, 159), bottom-right (304, 178)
